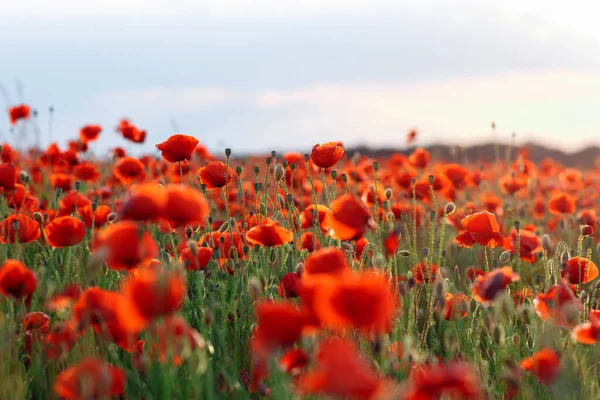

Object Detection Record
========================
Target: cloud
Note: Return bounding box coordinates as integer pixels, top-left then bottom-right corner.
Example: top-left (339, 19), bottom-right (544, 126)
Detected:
top-left (88, 69), bottom-right (600, 152)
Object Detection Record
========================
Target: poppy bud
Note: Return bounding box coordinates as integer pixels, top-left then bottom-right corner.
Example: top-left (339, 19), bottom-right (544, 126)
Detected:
top-left (422, 247), bottom-right (429, 257)
top-left (493, 325), bottom-right (505, 345)
top-left (373, 162), bottom-right (379, 172)
top-left (33, 212), bottom-right (43, 224)
top-left (74, 181), bottom-right (81, 191)
top-left (225, 148), bottom-right (232, 157)
top-left (387, 212), bottom-right (395, 223)
top-left (55, 187), bottom-right (63, 198)
top-left (444, 202), bottom-right (456, 215)
top-left (401, 212), bottom-right (407, 222)
top-left (331, 170), bottom-right (337, 179)
top-left (595, 280), bottom-right (600, 290)
top-left (303, 154), bottom-right (310, 162)
top-left (560, 251), bottom-right (569, 265)
top-left (107, 213), bottom-right (118, 223)
top-left (219, 221), bottom-right (229, 233)
top-left (428, 175), bottom-right (434, 184)
top-left (372, 253), bottom-right (386, 269)
top-left (469, 299), bottom-right (477, 313)
top-left (265, 157), bottom-right (272, 166)
top-left (340, 242), bottom-right (353, 252)
top-left (514, 220), bottom-right (520, 230)
top-left (499, 251), bottom-right (511, 264)
top-left (385, 188), bottom-right (393, 200)
top-left (429, 211), bottom-right (436, 221)
top-left (580, 290), bottom-right (588, 302)
top-left (511, 334), bottom-right (520, 345)
top-left (581, 225), bottom-right (594, 236)
top-left (253, 166), bottom-right (260, 174)
top-left (541, 234), bottom-right (553, 253)
top-left (434, 280), bottom-right (445, 298)
top-left (397, 250), bottom-right (410, 257)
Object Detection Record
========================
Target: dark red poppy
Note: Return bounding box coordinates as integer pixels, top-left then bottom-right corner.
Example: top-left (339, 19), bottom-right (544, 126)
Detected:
top-left (504, 228), bottom-right (542, 263)
top-left (45, 284), bottom-right (82, 312)
top-left (113, 157), bottom-right (146, 185)
top-left (279, 348), bottom-right (308, 375)
top-left (119, 183), bottom-right (167, 221)
top-left (93, 221), bottom-right (159, 271)
top-left (0, 214), bottom-right (41, 244)
top-left (411, 262), bottom-right (440, 284)
top-left (548, 192), bottom-right (576, 215)
top-left (79, 124), bottom-right (102, 142)
top-left (310, 142), bottom-right (345, 169)
top-left (163, 184), bottom-right (209, 228)
top-left (407, 147), bottom-right (430, 168)
top-left (151, 316), bottom-right (205, 366)
top-left (520, 349), bottom-right (560, 385)
top-left (8, 104), bottom-right (31, 125)
top-left (405, 361), bottom-right (484, 400)
top-left (298, 338), bottom-right (393, 399)
top-left (0, 162), bottom-right (17, 190)
top-left (197, 161), bottom-right (233, 190)
top-left (156, 134), bottom-right (199, 163)
top-left (0, 259), bottom-right (37, 304)
top-left (471, 266), bottom-right (519, 304)
top-left (442, 292), bottom-right (469, 320)
top-left (53, 358), bottom-right (126, 400)
top-left (179, 244), bottom-right (213, 271)
top-left (79, 204), bottom-right (111, 229)
top-left (44, 216), bottom-right (86, 248)
top-left (278, 272), bottom-right (300, 298)
top-left (534, 280), bottom-right (583, 328)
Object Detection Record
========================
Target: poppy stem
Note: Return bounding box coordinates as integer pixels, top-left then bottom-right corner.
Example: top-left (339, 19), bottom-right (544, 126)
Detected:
top-left (178, 161), bottom-right (184, 186)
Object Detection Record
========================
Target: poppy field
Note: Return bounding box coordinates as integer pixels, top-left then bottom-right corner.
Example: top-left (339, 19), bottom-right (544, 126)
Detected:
top-left (2, 105), bottom-right (600, 399)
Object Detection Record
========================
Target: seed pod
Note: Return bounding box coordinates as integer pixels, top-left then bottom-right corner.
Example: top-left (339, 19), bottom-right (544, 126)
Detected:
top-left (372, 253), bottom-right (387, 269)
top-left (385, 188), bottom-right (393, 200)
top-left (397, 250), bottom-right (410, 257)
top-left (274, 164), bottom-right (285, 182)
top-left (499, 251), bottom-right (511, 264)
top-left (444, 202), bottom-right (456, 215)
top-left (219, 221), bottom-right (229, 233)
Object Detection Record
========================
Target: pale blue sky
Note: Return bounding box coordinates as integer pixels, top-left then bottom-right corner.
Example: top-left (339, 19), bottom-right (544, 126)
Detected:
top-left (2, 0), bottom-right (600, 154)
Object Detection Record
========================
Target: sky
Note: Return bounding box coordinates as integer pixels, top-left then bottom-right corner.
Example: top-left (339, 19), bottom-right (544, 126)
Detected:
top-left (1, 0), bottom-right (600, 155)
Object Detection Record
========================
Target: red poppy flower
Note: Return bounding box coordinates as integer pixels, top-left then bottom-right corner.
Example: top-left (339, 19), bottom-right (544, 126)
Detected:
top-left (246, 223), bottom-right (294, 247)
top-left (520, 349), bottom-right (560, 385)
top-left (0, 214), bottom-right (41, 244)
top-left (78, 204), bottom-right (111, 229)
top-left (156, 134), bottom-right (199, 162)
top-left (197, 161), bottom-right (233, 190)
top-left (113, 157), bottom-right (146, 185)
top-left (278, 272), bottom-right (300, 298)
top-left (8, 104), bottom-right (31, 125)
top-left (179, 244), bottom-right (213, 271)
top-left (302, 247), bottom-right (350, 280)
top-left (0, 259), bottom-right (37, 304)
top-left (279, 348), bottom-right (308, 375)
top-left (407, 147), bottom-right (430, 168)
top-left (534, 280), bottom-right (583, 328)
top-left (79, 124), bottom-right (102, 142)
top-left (44, 320), bottom-right (81, 359)
top-left (562, 257), bottom-right (599, 284)
top-left (322, 194), bottom-right (371, 240)
top-left (406, 129), bottom-right (418, 144)
top-left (300, 231), bottom-right (320, 252)
top-left (202, 231), bottom-right (245, 261)
top-left (118, 119), bottom-right (146, 143)
top-left (299, 204), bottom-right (329, 230)
top-left (411, 262), bottom-right (440, 284)
top-left (456, 211), bottom-right (504, 248)
top-left (121, 268), bottom-right (186, 322)
top-left (148, 316), bottom-right (205, 366)
top-left (442, 292), bottom-right (469, 320)
top-left (93, 221), bottom-right (159, 271)
top-left (310, 142), bottom-right (345, 169)
top-left (498, 173), bottom-right (528, 195)
top-left (119, 183), bottom-right (167, 221)
top-left (45, 284), bottom-right (82, 312)
top-left (74, 161), bottom-right (100, 182)
top-left (503, 228), bottom-right (542, 263)
top-left (467, 267), bottom-right (486, 281)
top-left (163, 184), bottom-right (209, 228)
top-left (311, 271), bottom-right (398, 335)
top-left (297, 338), bottom-right (393, 399)
top-left (548, 192), bottom-right (576, 215)
top-left (53, 358), bottom-right (126, 400)
top-left (405, 361), bottom-right (484, 400)
top-left (471, 266), bottom-right (519, 304)
top-left (44, 216), bottom-right (86, 248)
top-left (571, 310), bottom-right (600, 344)
top-left (0, 162), bottom-right (17, 190)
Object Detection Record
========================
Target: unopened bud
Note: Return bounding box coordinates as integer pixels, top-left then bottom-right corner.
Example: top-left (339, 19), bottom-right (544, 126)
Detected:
top-left (499, 251), bottom-right (511, 264)
top-left (107, 213), bottom-right (118, 223)
top-left (581, 225), bottom-right (594, 236)
top-left (397, 250), bottom-right (410, 257)
top-left (274, 164), bottom-right (284, 182)
top-left (33, 212), bottom-right (43, 224)
top-left (444, 202), bottom-right (456, 215)
top-left (385, 188), bottom-right (393, 200)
